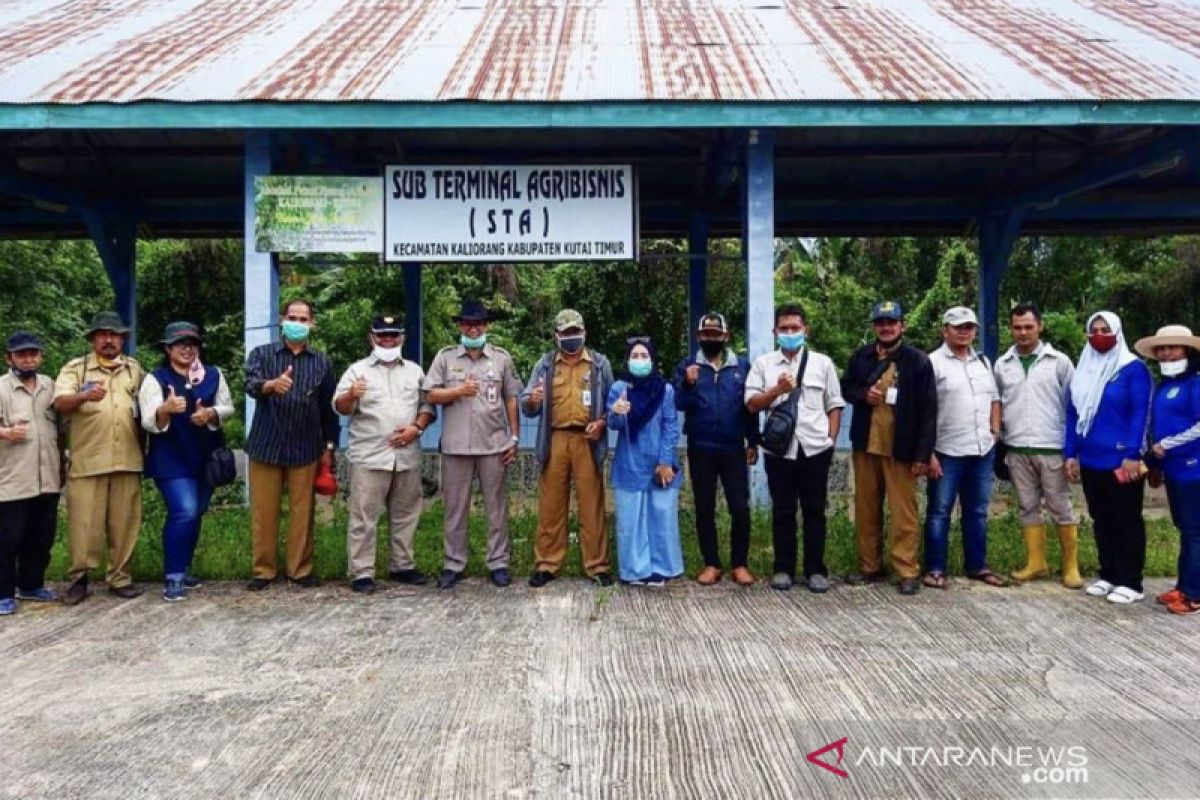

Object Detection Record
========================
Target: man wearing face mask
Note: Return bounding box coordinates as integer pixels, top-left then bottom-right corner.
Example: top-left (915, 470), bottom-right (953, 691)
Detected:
top-left (424, 300), bottom-right (523, 590)
top-left (0, 332), bottom-right (64, 615)
top-left (334, 315), bottom-right (435, 594)
top-left (244, 299), bottom-right (339, 591)
top-left (746, 304), bottom-right (846, 592)
top-left (841, 301), bottom-right (937, 596)
top-left (672, 313), bottom-right (760, 586)
top-left (521, 309), bottom-right (615, 587)
top-left (54, 311), bottom-right (146, 605)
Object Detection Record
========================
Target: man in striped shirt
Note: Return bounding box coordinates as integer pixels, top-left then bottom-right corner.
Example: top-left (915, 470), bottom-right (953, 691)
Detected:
top-left (244, 299), bottom-right (339, 591)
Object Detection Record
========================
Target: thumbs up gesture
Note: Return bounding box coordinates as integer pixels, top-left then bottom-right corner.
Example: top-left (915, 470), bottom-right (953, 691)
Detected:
top-left (350, 376), bottom-right (368, 399)
top-left (612, 387), bottom-right (631, 416)
top-left (528, 376), bottom-right (545, 405)
top-left (190, 399), bottom-right (214, 427)
top-left (163, 384), bottom-right (188, 415)
top-left (271, 365), bottom-right (294, 395)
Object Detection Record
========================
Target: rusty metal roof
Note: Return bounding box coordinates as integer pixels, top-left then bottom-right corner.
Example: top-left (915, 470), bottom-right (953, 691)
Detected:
top-left (0, 0), bottom-right (1198, 105)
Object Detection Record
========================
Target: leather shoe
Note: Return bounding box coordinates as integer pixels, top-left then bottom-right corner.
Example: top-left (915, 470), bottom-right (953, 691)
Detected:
top-left (108, 583), bottom-right (143, 599)
top-left (898, 578), bottom-right (921, 595)
top-left (437, 570), bottom-right (461, 590)
top-left (845, 570), bottom-right (887, 586)
top-left (389, 569), bottom-right (428, 586)
top-left (490, 568), bottom-right (512, 587)
top-left (730, 567), bottom-right (755, 586)
top-left (291, 575), bottom-right (320, 588)
top-left (246, 578), bottom-right (272, 592)
top-left (528, 570), bottom-right (556, 588)
top-left (696, 566), bottom-right (722, 585)
top-left (351, 577), bottom-right (376, 594)
top-left (592, 571), bottom-right (615, 587)
top-left (62, 578), bottom-right (88, 606)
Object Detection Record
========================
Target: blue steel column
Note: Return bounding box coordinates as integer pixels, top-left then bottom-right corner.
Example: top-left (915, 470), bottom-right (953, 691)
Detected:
top-left (977, 211), bottom-right (1021, 360)
top-left (244, 131), bottom-right (279, 437)
top-left (83, 213), bottom-right (138, 352)
top-left (744, 129), bottom-right (775, 505)
top-left (687, 212), bottom-right (709, 357)
top-left (402, 262), bottom-right (423, 363)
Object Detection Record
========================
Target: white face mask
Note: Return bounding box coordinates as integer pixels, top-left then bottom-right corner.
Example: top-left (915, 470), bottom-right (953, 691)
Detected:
top-left (1160, 359), bottom-right (1188, 377)
top-left (373, 345), bottom-right (403, 363)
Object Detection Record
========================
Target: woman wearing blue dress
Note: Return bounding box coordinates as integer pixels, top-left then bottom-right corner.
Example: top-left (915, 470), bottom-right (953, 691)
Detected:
top-left (606, 337), bottom-right (683, 586)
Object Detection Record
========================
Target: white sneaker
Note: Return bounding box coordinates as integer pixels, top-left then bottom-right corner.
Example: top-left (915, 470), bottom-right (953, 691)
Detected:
top-left (1085, 580), bottom-right (1114, 597)
top-left (1106, 586), bottom-right (1144, 605)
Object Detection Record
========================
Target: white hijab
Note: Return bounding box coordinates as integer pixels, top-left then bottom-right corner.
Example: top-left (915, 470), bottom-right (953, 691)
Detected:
top-left (1070, 310), bottom-right (1140, 437)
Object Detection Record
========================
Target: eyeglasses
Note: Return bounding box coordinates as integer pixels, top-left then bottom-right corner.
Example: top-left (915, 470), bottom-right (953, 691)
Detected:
top-left (626, 336), bottom-right (651, 346)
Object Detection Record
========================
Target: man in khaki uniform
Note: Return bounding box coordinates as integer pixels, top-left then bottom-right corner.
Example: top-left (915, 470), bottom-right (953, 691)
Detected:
top-left (0, 332), bottom-right (64, 615)
top-left (424, 301), bottom-right (523, 589)
top-left (334, 315), bottom-right (435, 594)
top-left (54, 311), bottom-right (145, 604)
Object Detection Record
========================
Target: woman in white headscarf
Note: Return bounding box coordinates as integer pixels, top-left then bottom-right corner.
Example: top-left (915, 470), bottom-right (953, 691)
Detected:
top-left (1064, 311), bottom-right (1152, 605)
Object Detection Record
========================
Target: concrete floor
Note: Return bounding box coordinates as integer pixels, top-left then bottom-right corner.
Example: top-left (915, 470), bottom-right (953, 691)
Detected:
top-left (2, 577), bottom-right (1198, 799)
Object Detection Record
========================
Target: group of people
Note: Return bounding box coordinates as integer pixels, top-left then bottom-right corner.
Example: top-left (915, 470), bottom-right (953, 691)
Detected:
top-left (0, 297), bottom-right (1197, 617)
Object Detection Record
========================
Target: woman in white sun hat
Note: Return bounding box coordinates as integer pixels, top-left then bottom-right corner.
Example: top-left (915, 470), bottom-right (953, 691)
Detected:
top-left (1136, 324), bottom-right (1200, 616)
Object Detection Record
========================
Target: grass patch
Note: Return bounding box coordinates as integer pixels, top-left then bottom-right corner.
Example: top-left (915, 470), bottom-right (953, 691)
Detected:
top-left (46, 480), bottom-right (1181, 583)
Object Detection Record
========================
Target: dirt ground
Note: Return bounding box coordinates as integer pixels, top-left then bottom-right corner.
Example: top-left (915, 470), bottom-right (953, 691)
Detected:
top-left (2, 577), bottom-right (1198, 799)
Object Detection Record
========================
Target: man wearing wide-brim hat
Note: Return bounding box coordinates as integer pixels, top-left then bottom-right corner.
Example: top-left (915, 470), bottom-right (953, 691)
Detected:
top-left (424, 300), bottom-right (524, 589)
top-left (53, 311), bottom-right (146, 605)
top-left (1136, 324), bottom-right (1200, 615)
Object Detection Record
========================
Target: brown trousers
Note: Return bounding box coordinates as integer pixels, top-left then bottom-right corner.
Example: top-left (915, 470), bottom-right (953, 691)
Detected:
top-left (66, 472), bottom-right (142, 587)
top-left (249, 459), bottom-right (318, 581)
top-left (852, 451), bottom-right (920, 579)
top-left (535, 430), bottom-right (608, 575)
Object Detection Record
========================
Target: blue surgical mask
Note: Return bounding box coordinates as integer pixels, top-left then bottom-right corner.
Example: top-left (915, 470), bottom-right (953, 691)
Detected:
top-left (629, 359), bottom-right (652, 378)
top-left (281, 321), bottom-right (311, 343)
top-left (10, 366), bottom-right (37, 380)
top-left (558, 335), bottom-right (585, 354)
top-left (461, 333), bottom-right (488, 349)
top-left (777, 332), bottom-right (806, 351)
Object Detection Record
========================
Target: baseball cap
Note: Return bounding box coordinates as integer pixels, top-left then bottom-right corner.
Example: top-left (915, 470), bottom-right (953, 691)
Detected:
top-left (870, 301), bottom-right (904, 322)
top-left (554, 309), bottom-right (585, 332)
top-left (942, 306), bottom-right (979, 326)
top-left (697, 313), bottom-right (728, 334)
top-left (5, 331), bottom-right (42, 353)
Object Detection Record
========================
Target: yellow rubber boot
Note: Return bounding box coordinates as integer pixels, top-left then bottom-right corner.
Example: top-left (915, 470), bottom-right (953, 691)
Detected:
top-left (1057, 524), bottom-right (1083, 589)
top-left (1012, 525), bottom-right (1049, 582)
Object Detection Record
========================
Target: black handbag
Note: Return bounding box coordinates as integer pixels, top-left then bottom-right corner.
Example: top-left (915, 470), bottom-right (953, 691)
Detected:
top-left (761, 348), bottom-right (809, 457)
top-left (993, 441), bottom-right (1011, 482)
top-left (205, 428), bottom-right (237, 488)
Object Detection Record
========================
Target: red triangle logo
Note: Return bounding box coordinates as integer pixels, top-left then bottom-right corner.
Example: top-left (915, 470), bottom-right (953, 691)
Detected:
top-left (807, 737), bottom-right (849, 779)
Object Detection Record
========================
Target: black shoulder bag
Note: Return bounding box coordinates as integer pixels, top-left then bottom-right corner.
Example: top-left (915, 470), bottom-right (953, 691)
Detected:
top-left (154, 373), bottom-right (236, 488)
top-left (761, 348), bottom-right (810, 457)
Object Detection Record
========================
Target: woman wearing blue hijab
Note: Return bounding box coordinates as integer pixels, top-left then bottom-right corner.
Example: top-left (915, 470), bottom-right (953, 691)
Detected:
top-left (606, 336), bottom-right (683, 586)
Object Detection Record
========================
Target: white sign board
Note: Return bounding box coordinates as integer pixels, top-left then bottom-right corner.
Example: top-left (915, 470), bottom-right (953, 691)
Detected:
top-left (383, 165), bottom-right (637, 262)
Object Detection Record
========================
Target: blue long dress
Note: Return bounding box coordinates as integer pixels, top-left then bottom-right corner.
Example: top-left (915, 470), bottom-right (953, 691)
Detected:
top-left (606, 380), bottom-right (683, 582)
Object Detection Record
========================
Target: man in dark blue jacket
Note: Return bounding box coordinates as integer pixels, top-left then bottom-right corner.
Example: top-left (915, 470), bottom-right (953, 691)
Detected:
top-left (673, 313), bottom-right (760, 586)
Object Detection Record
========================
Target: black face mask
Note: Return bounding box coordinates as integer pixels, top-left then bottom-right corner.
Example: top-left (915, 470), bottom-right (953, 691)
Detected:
top-left (699, 340), bottom-right (724, 359)
top-left (558, 335), bottom-right (585, 354)
top-left (10, 366), bottom-right (37, 380)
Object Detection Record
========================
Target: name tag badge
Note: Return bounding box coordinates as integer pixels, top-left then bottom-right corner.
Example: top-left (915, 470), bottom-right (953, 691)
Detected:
top-left (486, 383), bottom-right (498, 404)
top-left (582, 389), bottom-right (592, 408)
top-left (885, 386), bottom-right (899, 405)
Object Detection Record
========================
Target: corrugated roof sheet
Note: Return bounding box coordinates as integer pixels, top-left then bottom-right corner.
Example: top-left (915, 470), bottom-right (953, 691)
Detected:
top-left (0, 0), bottom-right (1198, 104)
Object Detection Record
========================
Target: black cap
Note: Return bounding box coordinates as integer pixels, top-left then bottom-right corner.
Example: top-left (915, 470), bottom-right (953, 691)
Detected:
top-left (371, 315), bottom-right (405, 334)
top-left (6, 331), bottom-right (42, 353)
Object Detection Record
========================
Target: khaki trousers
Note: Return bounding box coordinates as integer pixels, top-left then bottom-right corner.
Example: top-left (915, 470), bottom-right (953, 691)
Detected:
top-left (67, 472), bottom-right (142, 587)
top-left (852, 452), bottom-right (920, 579)
top-left (347, 465), bottom-right (422, 580)
top-left (442, 453), bottom-right (509, 572)
top-left (1006, 452), bottom-right (1078, 527)
top-left (535, 430), bottom-right (608, 575)
top-left (249, 459), bottom-right (317, 581)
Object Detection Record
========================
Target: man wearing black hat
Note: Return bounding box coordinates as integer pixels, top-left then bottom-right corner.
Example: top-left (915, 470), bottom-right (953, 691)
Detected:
top-left (841, 301), bottom-right (937, 595)
top-left (53, 311), bottom-right (146, 604)
top-left (334, 314), bottom-right (435, 594)
top-left (0, 332), bottom-right (64, 615)
top-left (424, 300), bottom-right (523, 589)
top-left (672, 312), bottom-right (760, 587)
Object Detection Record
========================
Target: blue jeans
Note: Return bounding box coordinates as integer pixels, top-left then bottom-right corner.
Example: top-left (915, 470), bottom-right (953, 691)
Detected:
top-left (923, 450), bottom-right (995, 574)
top-left (1167, 478), bottom-right (1200, 601)
top-left (154, 478), bottom-right (213, 580)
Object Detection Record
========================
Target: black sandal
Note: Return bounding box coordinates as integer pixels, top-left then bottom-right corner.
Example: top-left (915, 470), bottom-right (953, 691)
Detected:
top-left (922, 571), bottom-right (948, 589)
top-left (968, 569), bottom-right (1008, 587)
